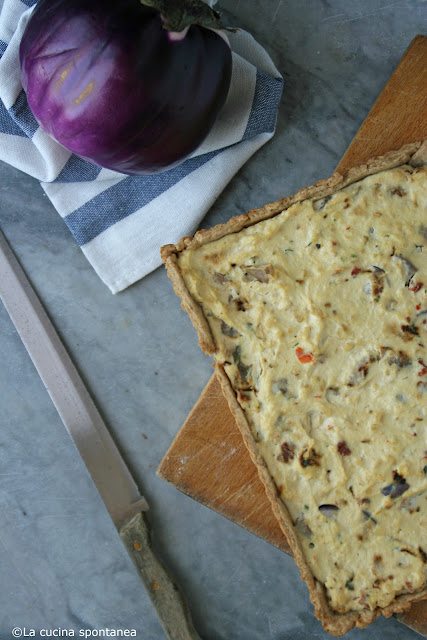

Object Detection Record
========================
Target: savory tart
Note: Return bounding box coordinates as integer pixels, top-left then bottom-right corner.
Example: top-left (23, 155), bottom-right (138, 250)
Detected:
top-left (161, 141), bottom-right (427, 635)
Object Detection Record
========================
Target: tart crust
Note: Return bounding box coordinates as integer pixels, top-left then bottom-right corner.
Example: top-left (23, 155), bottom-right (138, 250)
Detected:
top-left (161, 140), bottom-right (427, 636)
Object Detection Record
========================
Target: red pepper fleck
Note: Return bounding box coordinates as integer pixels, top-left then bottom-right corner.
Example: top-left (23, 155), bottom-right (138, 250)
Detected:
top-left (337, 441), bottom-right (351, 456)
top-left (346, 226), bottom-right (351, 230)
top-left (409, 281), bottom-right (423, 293)
top-left (416, 304), bottom-right (421, 310)
top-left (351, 267), bottom-right (361, 277)
top-left (418, 360), bottom-right (427, 376)
top-left (314, 394), bottom-right (322, 398)
top-left (296, 347), bottom-right (314, 363)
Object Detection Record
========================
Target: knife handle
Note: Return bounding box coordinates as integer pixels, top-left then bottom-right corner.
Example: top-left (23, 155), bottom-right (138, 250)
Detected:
top-left (119, 511), bottom-right (202, 640)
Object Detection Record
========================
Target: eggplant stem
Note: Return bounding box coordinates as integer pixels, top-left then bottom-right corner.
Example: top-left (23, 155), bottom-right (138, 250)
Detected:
top-left (139, 0), bottom-right (226, 33)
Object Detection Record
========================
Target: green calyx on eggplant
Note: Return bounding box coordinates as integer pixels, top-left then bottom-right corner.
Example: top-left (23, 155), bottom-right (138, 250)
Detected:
top-left (140, 0), bottom-right (227, 33)
top-left (19, 0), bottom-right (232, 174)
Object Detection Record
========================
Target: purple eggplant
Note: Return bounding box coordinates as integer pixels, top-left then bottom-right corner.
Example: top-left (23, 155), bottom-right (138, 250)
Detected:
top-left (19, 0), bottom-right (232, 174)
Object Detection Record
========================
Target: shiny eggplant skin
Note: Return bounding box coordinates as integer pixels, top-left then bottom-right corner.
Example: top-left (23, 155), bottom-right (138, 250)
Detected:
top-left (19, 0), bottom-right (232, 174)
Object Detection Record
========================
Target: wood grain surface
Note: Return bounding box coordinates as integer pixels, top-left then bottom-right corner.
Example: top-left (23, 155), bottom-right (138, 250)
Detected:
top-left (157, 35), bottom-right (427, 636)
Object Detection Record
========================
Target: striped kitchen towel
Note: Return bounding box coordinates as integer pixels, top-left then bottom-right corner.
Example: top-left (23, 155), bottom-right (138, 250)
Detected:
top-left (0, 0), bottom-right (283, 293)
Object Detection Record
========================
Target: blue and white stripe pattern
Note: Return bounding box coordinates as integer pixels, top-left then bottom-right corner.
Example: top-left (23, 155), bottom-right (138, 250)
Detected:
top-left (0, 0), bottom-right (283, 292)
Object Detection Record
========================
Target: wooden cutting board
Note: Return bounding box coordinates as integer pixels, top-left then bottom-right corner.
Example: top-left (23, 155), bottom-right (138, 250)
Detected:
top-left (158, 35), bottom-right (427, 636)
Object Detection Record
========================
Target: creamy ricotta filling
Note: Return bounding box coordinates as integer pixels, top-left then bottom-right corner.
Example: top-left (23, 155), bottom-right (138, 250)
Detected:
top-left (178, 166), bottom-right (427, 613)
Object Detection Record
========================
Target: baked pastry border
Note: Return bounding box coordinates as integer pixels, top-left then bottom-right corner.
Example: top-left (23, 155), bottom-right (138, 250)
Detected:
top-left (161, 140), bottom-right (427, 635)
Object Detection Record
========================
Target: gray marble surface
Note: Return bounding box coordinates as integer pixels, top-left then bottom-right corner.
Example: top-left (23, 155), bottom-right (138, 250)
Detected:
top-left (0, 1), bottom-right (426, 639)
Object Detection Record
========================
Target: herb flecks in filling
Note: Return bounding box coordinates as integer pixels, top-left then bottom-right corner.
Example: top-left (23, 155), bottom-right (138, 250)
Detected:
top-left (178, 165), bottom-right (427, 614)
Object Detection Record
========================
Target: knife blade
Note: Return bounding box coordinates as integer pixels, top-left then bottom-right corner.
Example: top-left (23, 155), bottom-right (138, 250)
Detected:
top-left (0, 228), bottom-right (201, 640)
